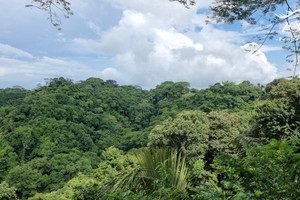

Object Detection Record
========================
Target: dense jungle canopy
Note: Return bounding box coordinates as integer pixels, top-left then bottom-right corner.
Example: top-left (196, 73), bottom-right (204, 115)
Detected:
top-left (0, 77), bottom-right (299, 199)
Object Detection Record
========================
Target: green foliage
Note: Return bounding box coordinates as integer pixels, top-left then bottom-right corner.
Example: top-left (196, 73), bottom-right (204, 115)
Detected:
top-left (29, 174), bottom-right (101, 200)
top-left (0, 77), bottom-right (150, 198)
top-left (102, 148), bottom-right (189, 199)
top-left (205, 111), bottom-right (239, 166)
top-left (0, 181), bottom-right (18, 200)
top-left (189, 159), bottom-right (215, 186)
top-left (149, 110), bottom-right (240, 167)
top-left (0, 133), bottom-right (18, 181)
top-left (0, 87), bottom-right (27, 107)
top-left (214, 139), bottom-right (300, 199)
top-left (269, 78), bottom-right (300, 101)
top-left (6, 126), bottom-right (33, 163)
top-left (252, 100), bottom-right (295, 141)
top-left (134, 148), bottom-right (189, 193)
top-left (149, 111), bottom-right (210, 164)
top-left (190, 81), bottom-right (262, 112)
top-left (49, 152), bottom-right (94, 190)
top-left (5, 158), bottom-right (50, 199)
top-left (121, 130), bottom-right (149, 151)
top-left (252, 78), bottom-right (300, 141)
top-left (291, 130), bottom-right (300, 146)
top-left (1, 77), bottom-right (299, 199)
top-left (188, 159), bottom-right (226, 199)
top-left (95, 147), bottom-right (134, 183)
top-left (107, 191), bottom-right (153, 200)
top-left (129, 100), bottom-right (154, 130)
top-left (150, 81), bottom-right (190, 104)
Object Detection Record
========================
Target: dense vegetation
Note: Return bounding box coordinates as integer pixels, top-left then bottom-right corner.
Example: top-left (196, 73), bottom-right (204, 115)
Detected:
top-left (0, 77), bottom-right (299, 200)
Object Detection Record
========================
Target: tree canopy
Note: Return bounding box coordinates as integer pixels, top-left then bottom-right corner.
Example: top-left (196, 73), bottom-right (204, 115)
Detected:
top-left (210, 0), bottom-right (300, 76)
top-left (0, 77), bottom-right (299, 199)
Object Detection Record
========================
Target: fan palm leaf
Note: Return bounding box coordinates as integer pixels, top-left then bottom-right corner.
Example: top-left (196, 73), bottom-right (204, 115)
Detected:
top-left (100, 148), bottom-right (189, 198)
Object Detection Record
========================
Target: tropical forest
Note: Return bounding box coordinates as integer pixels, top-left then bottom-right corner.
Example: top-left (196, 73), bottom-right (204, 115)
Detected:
top-left (0, 77), bottom-right (299, 199)
top-left (1, 0), bottom-right (300, 199)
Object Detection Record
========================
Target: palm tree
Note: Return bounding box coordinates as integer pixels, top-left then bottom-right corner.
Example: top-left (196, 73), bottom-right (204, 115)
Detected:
top-left (100, 148), bottom-right (189, 199)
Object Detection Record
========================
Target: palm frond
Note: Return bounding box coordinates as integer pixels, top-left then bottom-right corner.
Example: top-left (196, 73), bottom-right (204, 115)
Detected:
top-left (100, 148), bottom-right (189, 199)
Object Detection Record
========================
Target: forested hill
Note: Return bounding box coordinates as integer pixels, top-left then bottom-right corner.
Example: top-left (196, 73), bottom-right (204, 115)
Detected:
top-left (0, 77), bottom-right (299, 200)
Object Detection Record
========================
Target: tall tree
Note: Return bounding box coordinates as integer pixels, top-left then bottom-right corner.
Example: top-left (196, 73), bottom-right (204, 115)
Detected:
top-left (148, 111), bottom-right (210, 164)
top-left (210, 0), bottom-right (300, 76)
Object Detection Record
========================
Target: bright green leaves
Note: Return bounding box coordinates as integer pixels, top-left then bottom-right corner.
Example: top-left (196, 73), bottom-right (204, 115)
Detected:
top-left (253, 100), bottom-right (295, 141)
top-left (134, 148), bottom-right (189, 193)
top-left (7, 126), bottom-right (32, 163)
top-left (149, 111), bottom-right (209, 164)
top-left (207, 111), bottom-right (239, 152)
top-left (214, 139), bottom-right (300, 199)
top-left (150, 81), bottom-right (190, 105)
top-left (0, 133), bottom-right (18, 181)
top-left (191, 81), bottom-right (262, 112)
top-left (0, 181), bottom-right (17, 200)
top-left (29, 174), bottom-right (101, 200)
top-left (0, 77), bottom-right (299, 199)
top-left (5, 158), bottom-right (51, 199)
top-left (252, 78), bottom-right (300, 142)
top-left (149, 110), bottom-right (240, 166)
top-left (102, 148), bottom-right (189, 199)
top-left (95, 147), bottom-right (134, 183)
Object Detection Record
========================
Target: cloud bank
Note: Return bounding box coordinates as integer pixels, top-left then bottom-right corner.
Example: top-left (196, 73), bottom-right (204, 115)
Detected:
top-left (71, 0), bottom-right (277, 87)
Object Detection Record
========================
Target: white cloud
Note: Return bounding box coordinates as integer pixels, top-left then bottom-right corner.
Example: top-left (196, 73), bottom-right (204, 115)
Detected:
top-left (0, 43), bottom-right (34, 59)
top-left (70, 1), bottom-right (277, 87)
top-left (0, 0), bottom-right (280, 89)
top-left (242, 42), bottom-right (282, 53)
top-left (121, 11), bottom-right (147, 27)
top-left (106, 0), bottom-right (207, 29)
top-left (98, 67), bottom-right (127, 82)
top-left (154, 29), bottom-right (203, 50)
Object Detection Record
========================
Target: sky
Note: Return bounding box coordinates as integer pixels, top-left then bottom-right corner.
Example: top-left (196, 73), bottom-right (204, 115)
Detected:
top-left (0, 0), bottom-right (298, 89)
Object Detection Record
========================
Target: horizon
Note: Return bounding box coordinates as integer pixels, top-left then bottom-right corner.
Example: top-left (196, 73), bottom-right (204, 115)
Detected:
top-left (0, 76), bottom-right (274, 91)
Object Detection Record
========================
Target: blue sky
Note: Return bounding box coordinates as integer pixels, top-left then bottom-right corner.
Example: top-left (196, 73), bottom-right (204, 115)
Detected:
top-left (0, 0), bottom-right (297, 89)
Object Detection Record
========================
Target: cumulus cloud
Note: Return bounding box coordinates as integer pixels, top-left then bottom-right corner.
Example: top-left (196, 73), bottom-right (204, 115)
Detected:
top-left (70, 0), bottom-right (277, 87)
top-left (106, 0), bottom-right (208, 28)
top-left (0, 0), bottom-right (280, 88)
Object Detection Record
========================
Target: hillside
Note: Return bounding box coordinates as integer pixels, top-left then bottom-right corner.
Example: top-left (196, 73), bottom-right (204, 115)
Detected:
top-left (0, 77), bottom-right (299, 200)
